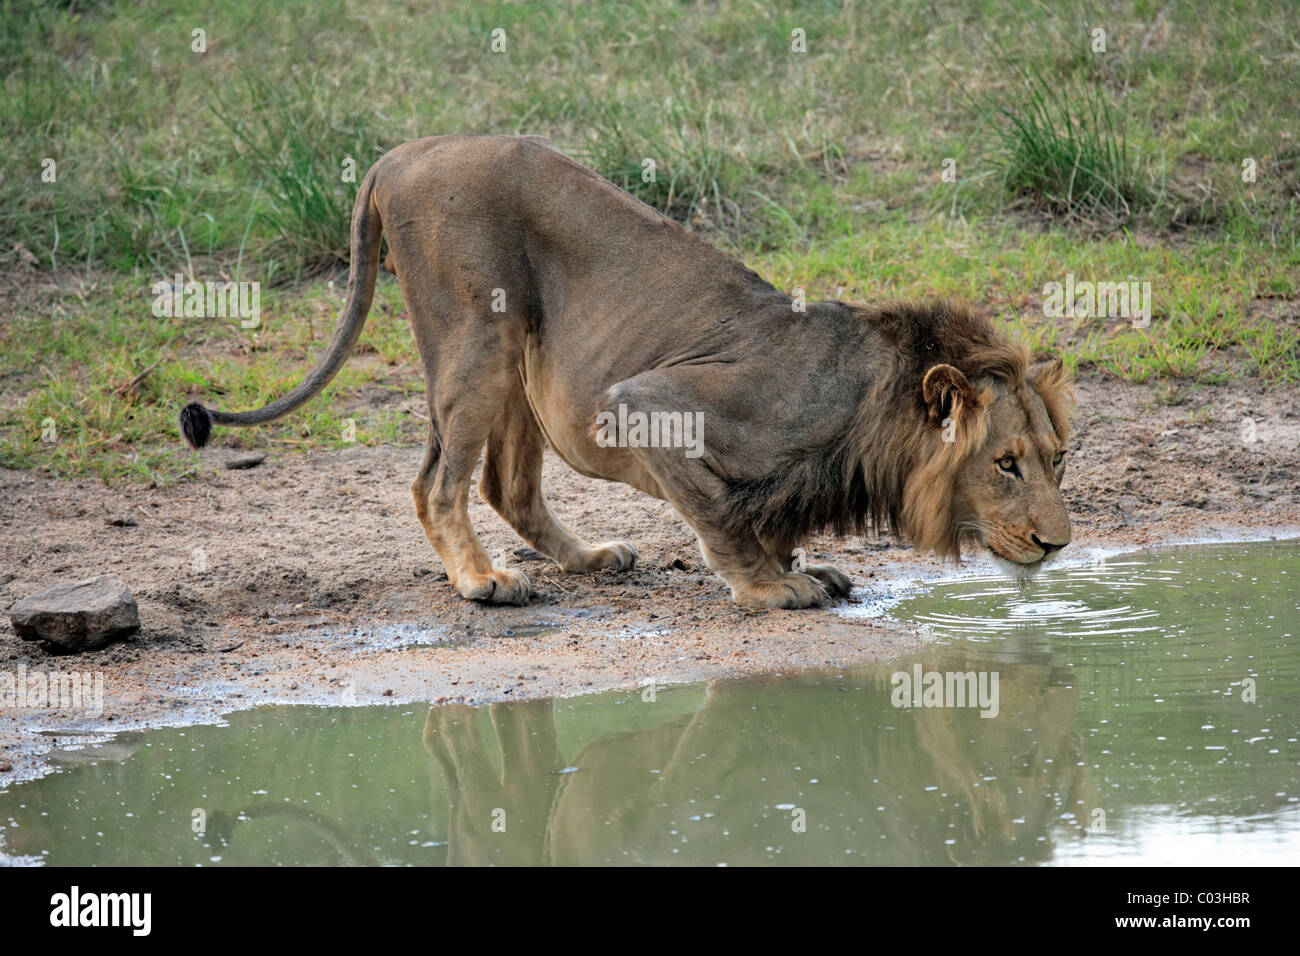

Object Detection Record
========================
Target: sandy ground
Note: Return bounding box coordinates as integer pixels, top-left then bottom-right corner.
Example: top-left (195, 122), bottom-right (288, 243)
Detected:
top-left (2, 371), bottom-right (1299, 782)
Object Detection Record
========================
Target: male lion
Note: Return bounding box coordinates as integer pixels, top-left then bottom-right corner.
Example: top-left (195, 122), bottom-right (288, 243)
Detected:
top-left (180, 135), bottom-right (1073, 609)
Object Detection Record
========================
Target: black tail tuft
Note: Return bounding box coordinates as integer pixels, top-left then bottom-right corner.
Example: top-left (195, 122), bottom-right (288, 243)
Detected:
top-left (180, 403), bottom-right (213, 449)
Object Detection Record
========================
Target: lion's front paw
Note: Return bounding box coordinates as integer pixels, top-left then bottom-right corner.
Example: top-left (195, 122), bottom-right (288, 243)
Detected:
top-left (561, 541), bottom-right (638, 573)
top-left (456, 568), bottom-right (532, 605)
top-left (732, 572), bottom-right (828, 609)
top-left (803, 563), bottom-right (853, 597)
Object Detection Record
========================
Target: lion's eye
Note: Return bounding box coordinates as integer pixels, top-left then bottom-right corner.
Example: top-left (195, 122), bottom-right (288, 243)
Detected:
top-left (996, 455), bottom-right (1017, 473)
top-left (1053, 451), bottom-right (1065, 467)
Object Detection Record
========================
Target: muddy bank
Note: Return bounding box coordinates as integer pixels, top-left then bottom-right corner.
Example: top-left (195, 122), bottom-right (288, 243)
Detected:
top-left (2, 371), bottom-right (1299, 783)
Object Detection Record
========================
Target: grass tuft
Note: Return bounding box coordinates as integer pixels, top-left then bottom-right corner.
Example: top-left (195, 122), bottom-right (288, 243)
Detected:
top-left (975, 61), bottom-right (1150, 222)
top-left (208, 71), bottom-right (390, 279)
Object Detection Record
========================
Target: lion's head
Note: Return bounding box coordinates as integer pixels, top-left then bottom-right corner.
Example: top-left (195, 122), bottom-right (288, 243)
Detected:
top-left (719, 301), bottom-right (1073, 575)
top-left (900, 338), bottom-right (1074, 569)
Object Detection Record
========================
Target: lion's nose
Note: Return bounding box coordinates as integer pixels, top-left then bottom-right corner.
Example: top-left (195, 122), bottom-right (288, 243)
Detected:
top-left (1031, 534), bottom-right (1066, 556)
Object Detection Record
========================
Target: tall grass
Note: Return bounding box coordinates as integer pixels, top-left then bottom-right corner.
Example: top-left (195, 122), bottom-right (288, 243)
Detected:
top-left (976, 62), bottom-right (1150, 221)
top-left (209, 71), bottom-right (390, 279)
top-left (578, 96), bottom-right (736, 228)
top-left (4, 0), bottom-right (1297, 276)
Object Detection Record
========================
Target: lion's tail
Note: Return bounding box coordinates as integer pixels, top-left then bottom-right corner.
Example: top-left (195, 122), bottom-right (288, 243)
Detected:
top-left (179, 166), bottom-right (384, 449)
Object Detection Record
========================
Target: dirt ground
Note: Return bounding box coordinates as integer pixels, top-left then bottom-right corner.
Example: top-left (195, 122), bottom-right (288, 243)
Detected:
top-left (2, 371), bottom-right (1299, 782)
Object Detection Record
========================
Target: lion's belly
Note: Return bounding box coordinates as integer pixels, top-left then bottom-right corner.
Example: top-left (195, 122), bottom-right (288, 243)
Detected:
top-left (519, 355), bottom-right (668, 501)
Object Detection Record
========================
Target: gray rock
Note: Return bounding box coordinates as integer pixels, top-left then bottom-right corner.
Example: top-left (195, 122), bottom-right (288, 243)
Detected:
top-left (9, 575), bottom-right (140, 652)
top-left (225, 452), bottom-right (267, 470)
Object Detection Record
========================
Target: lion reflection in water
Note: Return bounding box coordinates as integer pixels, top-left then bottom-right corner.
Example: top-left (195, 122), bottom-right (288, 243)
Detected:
top-left (421, 652), bottom-right (1092, 866)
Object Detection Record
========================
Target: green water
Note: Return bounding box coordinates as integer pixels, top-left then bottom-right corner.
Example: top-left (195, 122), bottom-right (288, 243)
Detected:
top-left (1, 541), bottom-right (1297, 865)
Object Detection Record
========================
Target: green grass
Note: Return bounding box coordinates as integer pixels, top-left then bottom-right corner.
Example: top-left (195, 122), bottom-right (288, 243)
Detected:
top-left (972, 59), bottom-right (1150, 221)
top-left (208, 69), bottom-right (389, 278)
top-left (0, 275), bottom-right (423, 482)
top-left (1, 0), bottom-right (1298, 482)
top-left (577, 96), bottom-right (740, 231)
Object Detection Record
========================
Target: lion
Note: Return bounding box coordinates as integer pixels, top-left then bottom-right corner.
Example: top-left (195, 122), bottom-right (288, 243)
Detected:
top-left (180, 134), bottom-right (1073, 609)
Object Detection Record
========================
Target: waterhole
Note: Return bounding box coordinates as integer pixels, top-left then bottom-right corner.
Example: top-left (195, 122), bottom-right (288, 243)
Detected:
top-left (1, 541), bottom-right (1295, 865)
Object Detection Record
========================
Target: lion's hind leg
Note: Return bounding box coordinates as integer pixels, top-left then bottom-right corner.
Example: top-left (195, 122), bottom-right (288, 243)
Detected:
top-left (479, 385), bottom-right (638, 575)
top-left (411, 426), bottom-right (531, 605)
top-left (405, 306), bottom-right (531, 605)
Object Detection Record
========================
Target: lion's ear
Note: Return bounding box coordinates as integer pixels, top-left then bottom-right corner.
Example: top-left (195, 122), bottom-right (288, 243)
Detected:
top-left (922, 364), bottom-right (980, 427)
